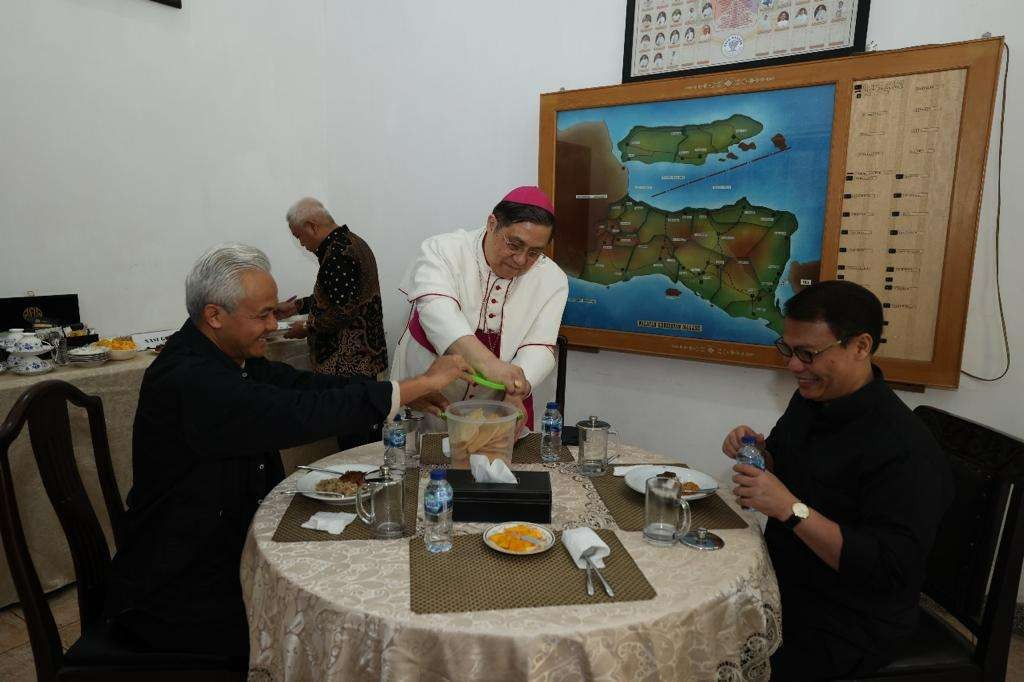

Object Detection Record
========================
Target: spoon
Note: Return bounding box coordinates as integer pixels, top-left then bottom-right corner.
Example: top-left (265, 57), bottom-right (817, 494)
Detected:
top-left (508, 531), bottom-right (543, 548)
top-left (580, 546), bottom-right (597, 596)
top-left (584, 554), bottom-right (615, 597)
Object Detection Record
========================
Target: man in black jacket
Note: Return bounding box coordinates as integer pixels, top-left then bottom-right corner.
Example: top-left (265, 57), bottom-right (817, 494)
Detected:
top-left (105, 243), bottom-right (469, 665)
top-left (723, 280), bottom-right (953, 680)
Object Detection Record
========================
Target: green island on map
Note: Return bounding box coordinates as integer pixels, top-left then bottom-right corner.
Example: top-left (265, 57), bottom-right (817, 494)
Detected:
top-left (579, 196), bottom-right (796, 333)
top-left (616, 114), bottom-right (764, 165)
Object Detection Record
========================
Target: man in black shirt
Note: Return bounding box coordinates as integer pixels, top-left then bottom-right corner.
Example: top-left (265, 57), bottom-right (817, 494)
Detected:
top-left (106, 243), bottom-right (470, 666)
top-left (723, 280), bottom-right (953, 680)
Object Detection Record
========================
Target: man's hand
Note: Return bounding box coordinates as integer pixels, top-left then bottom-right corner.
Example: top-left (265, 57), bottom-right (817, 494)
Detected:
top-left (283, 321), bottom-right (308, 339)
top-left (276, 296), bottom-right (301, 319)
top-left (424, 354), bottom-right (475, 391)
top-left (722, 425), bottom-right (765, 459)
top-left (732, 464), bottom-right (798, 520)
top-left (504, 393), bottom-right (526, 432)
top-left (406, 391), bottom-right (449, 417)
top-left (483, 359), bottom-right (531, 398)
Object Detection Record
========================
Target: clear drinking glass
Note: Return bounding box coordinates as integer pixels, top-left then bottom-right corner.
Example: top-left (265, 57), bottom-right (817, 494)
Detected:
top-left (355, 469), bottom-right (406, 539)
top-left (402, 414), bottom-right (423, 463)
top-left (643, 476), bottom-right (691, 546)
top-left (576, 418), bottom-right (619, 477)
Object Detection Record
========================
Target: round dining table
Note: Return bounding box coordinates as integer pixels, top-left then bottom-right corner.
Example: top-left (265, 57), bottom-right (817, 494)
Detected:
top-left (241, 441), bottom-right (781, 681)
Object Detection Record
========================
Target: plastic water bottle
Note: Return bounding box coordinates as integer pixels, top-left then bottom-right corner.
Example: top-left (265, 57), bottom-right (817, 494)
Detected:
top-left (540, 401), bottom-right (563, 463)
top-left (736, 435), bottom-right (765, 470)
top-left (423, 469), bottom-right (454, 553)
top-left (736, 435), bottom-right (765, 510)
top-left (383, 416), bottom-right (406, 468)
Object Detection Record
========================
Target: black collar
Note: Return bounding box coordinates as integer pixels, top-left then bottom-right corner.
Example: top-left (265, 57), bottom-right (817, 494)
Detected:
top-left (315, 224), bottom-right (349, 261)
top-left (808, 364), bottom-right (887, 427)
top-left (173, 319), bottom-right (247, 372)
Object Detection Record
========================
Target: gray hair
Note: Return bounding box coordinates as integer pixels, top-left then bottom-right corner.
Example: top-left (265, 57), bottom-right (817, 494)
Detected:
top-left (286, 197), bottom-right (335, 228)
top-left (185, 243), bottom-right (271, 324)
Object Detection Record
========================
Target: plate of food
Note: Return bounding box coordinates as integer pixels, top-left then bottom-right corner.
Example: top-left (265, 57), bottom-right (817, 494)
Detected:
top-left (623, 465), bottom-right (719, 501)
top-left (483, 522), bottom-right (555, 555)
top-left (97, 337), bottom-right (138, 360)
top-left (295, 464), bottom-right (379, 505)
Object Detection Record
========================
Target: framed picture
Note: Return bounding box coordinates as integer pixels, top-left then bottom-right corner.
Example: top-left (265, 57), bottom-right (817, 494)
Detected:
top-left (542, 38), bottom-right (1003, 388)
top-left (623, 0), bottom-right (870, 83)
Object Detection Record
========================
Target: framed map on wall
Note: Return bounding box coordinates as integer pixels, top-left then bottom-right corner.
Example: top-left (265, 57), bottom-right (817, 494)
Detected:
top-left (541, 38), bottom-right (1003, 388)
top-left (624, 0), bottom-right (870, 82)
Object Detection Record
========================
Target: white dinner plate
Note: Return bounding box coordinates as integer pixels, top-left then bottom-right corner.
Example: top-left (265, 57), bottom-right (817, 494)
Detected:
top-left (483, 522), bottom-right (556, 556)
top-left (623, 465), bottom-right (719, 501)
top-left (295, 463), bottom-right (379, 505)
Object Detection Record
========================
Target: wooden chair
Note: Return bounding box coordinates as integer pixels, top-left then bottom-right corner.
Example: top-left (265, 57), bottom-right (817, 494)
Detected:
top-left (0, 379), bottom-right (244, 681)
top-left (845, 406), bottom-right (1024, 681)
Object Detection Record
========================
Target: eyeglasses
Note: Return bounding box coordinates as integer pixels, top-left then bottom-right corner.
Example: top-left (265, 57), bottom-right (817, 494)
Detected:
top-left (499, 232), bottom-right (545, 261)
top-left (774, 337), bottom-right (845, 364)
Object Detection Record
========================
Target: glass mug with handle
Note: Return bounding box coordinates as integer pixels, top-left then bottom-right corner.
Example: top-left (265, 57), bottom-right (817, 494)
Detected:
top-left (643, 475), bottom-right (692, 546)
top-left (355, 466), bottom-right (406, 539)
top-left (576, 416), bottom-right (619, 476)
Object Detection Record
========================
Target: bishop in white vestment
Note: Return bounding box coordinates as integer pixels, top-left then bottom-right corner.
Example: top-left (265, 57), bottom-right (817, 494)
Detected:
top-left (391, 186), bottom-right (568, 430)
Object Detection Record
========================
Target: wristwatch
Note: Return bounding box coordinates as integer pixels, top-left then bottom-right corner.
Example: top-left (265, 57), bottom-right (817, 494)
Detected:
top-left (784, 502), bottom-right (809, 529)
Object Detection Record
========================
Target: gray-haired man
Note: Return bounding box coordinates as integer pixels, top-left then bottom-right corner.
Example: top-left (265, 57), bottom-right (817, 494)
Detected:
top-left (105, 244), bottom-right (469, 667)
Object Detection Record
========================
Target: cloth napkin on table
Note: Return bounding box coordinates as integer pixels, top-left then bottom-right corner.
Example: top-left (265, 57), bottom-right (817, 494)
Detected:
top-left (561, 527), bottom-right (610, 569)
top-left (301, 511), bottom-right (357, 535)
top-left (469, 454), bottom-right (518, 484)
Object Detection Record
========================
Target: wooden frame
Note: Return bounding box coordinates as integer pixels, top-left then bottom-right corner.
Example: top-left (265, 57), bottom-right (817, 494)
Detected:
top-left (540, 38), bottom-right (1003, 388)
top-left (623, 0), bottom-right (871, 83)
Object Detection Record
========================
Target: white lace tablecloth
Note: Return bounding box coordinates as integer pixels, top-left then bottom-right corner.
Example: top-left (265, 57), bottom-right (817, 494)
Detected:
top-left (242, 442), bottom-right (781, 681)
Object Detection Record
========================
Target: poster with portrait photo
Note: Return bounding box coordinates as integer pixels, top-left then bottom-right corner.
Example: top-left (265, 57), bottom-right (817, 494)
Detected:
top-left (623, 0), bottom-right (870, 82)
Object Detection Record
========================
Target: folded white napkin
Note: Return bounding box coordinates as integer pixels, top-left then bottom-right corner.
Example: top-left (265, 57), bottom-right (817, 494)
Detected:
top-left (469, 454), bottom-right (518, 484)
top-left (301, 511), bottom-right (357, 535)
top-left (613, 465), bottom-right (648, 477)
top-left (442, 437), bottom-right (451, 457)
top-left (561, 527), bottom-right (610, 569)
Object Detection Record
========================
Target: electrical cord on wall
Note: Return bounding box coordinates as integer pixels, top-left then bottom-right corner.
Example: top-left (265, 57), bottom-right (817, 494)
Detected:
top-left (962, 42), bottom-right (1011, 382)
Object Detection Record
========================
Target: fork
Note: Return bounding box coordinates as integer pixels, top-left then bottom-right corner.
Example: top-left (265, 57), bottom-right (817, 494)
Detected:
top-left (297, 465), bottom-right (379, 477)
top-left (582, 551), bottom-right (615, 597)
top-left (580, 546), bottom-right (597, 596)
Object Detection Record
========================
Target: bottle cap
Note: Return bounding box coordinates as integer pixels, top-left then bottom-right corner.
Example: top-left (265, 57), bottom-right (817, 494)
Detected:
top-left (546, 401), bottom-right (559, 410)
top-left (429, 469), bottom-right (447, 480)
top-left (741, 435), bottom-right (757, 445)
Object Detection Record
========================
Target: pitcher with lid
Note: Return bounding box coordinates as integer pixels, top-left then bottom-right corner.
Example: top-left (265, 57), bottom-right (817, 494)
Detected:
top-left (355, 465), bottom-right (406, 538)
top-left (576, 416), bottom-right (619, 477)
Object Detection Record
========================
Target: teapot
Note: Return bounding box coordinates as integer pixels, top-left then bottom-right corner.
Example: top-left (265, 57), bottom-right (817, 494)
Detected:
top-left (576, 416), bottom-right (619, 477)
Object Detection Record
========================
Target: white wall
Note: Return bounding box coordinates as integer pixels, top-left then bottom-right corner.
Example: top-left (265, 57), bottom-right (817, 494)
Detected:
top-left (322, 0), bottom-right (1023, 474)
top-left (0, 0), bottom-right (329, 335)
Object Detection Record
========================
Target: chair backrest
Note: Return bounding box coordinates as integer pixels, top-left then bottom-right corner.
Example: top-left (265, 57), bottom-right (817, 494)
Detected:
top-left (914, 405), bottom-right (1024, 676)
top-left (0, 379), bottom-right (126, 681)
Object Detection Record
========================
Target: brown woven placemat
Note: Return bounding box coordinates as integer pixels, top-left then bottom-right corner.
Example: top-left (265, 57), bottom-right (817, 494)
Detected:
top-left (409, 528), bottom-right (655, 614)
top-left (419, 432), bottom-right (573, 465)
top-left (590, 466), bottom-right (748, 531)
top-left (271, 469), bottom-right (420, 542)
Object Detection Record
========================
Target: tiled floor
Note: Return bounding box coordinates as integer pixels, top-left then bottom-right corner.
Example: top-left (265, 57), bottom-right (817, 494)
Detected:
top-left (0, 585), bottom-right (80, 681)
top-left (1, 587), bottom-right (1023, 679)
